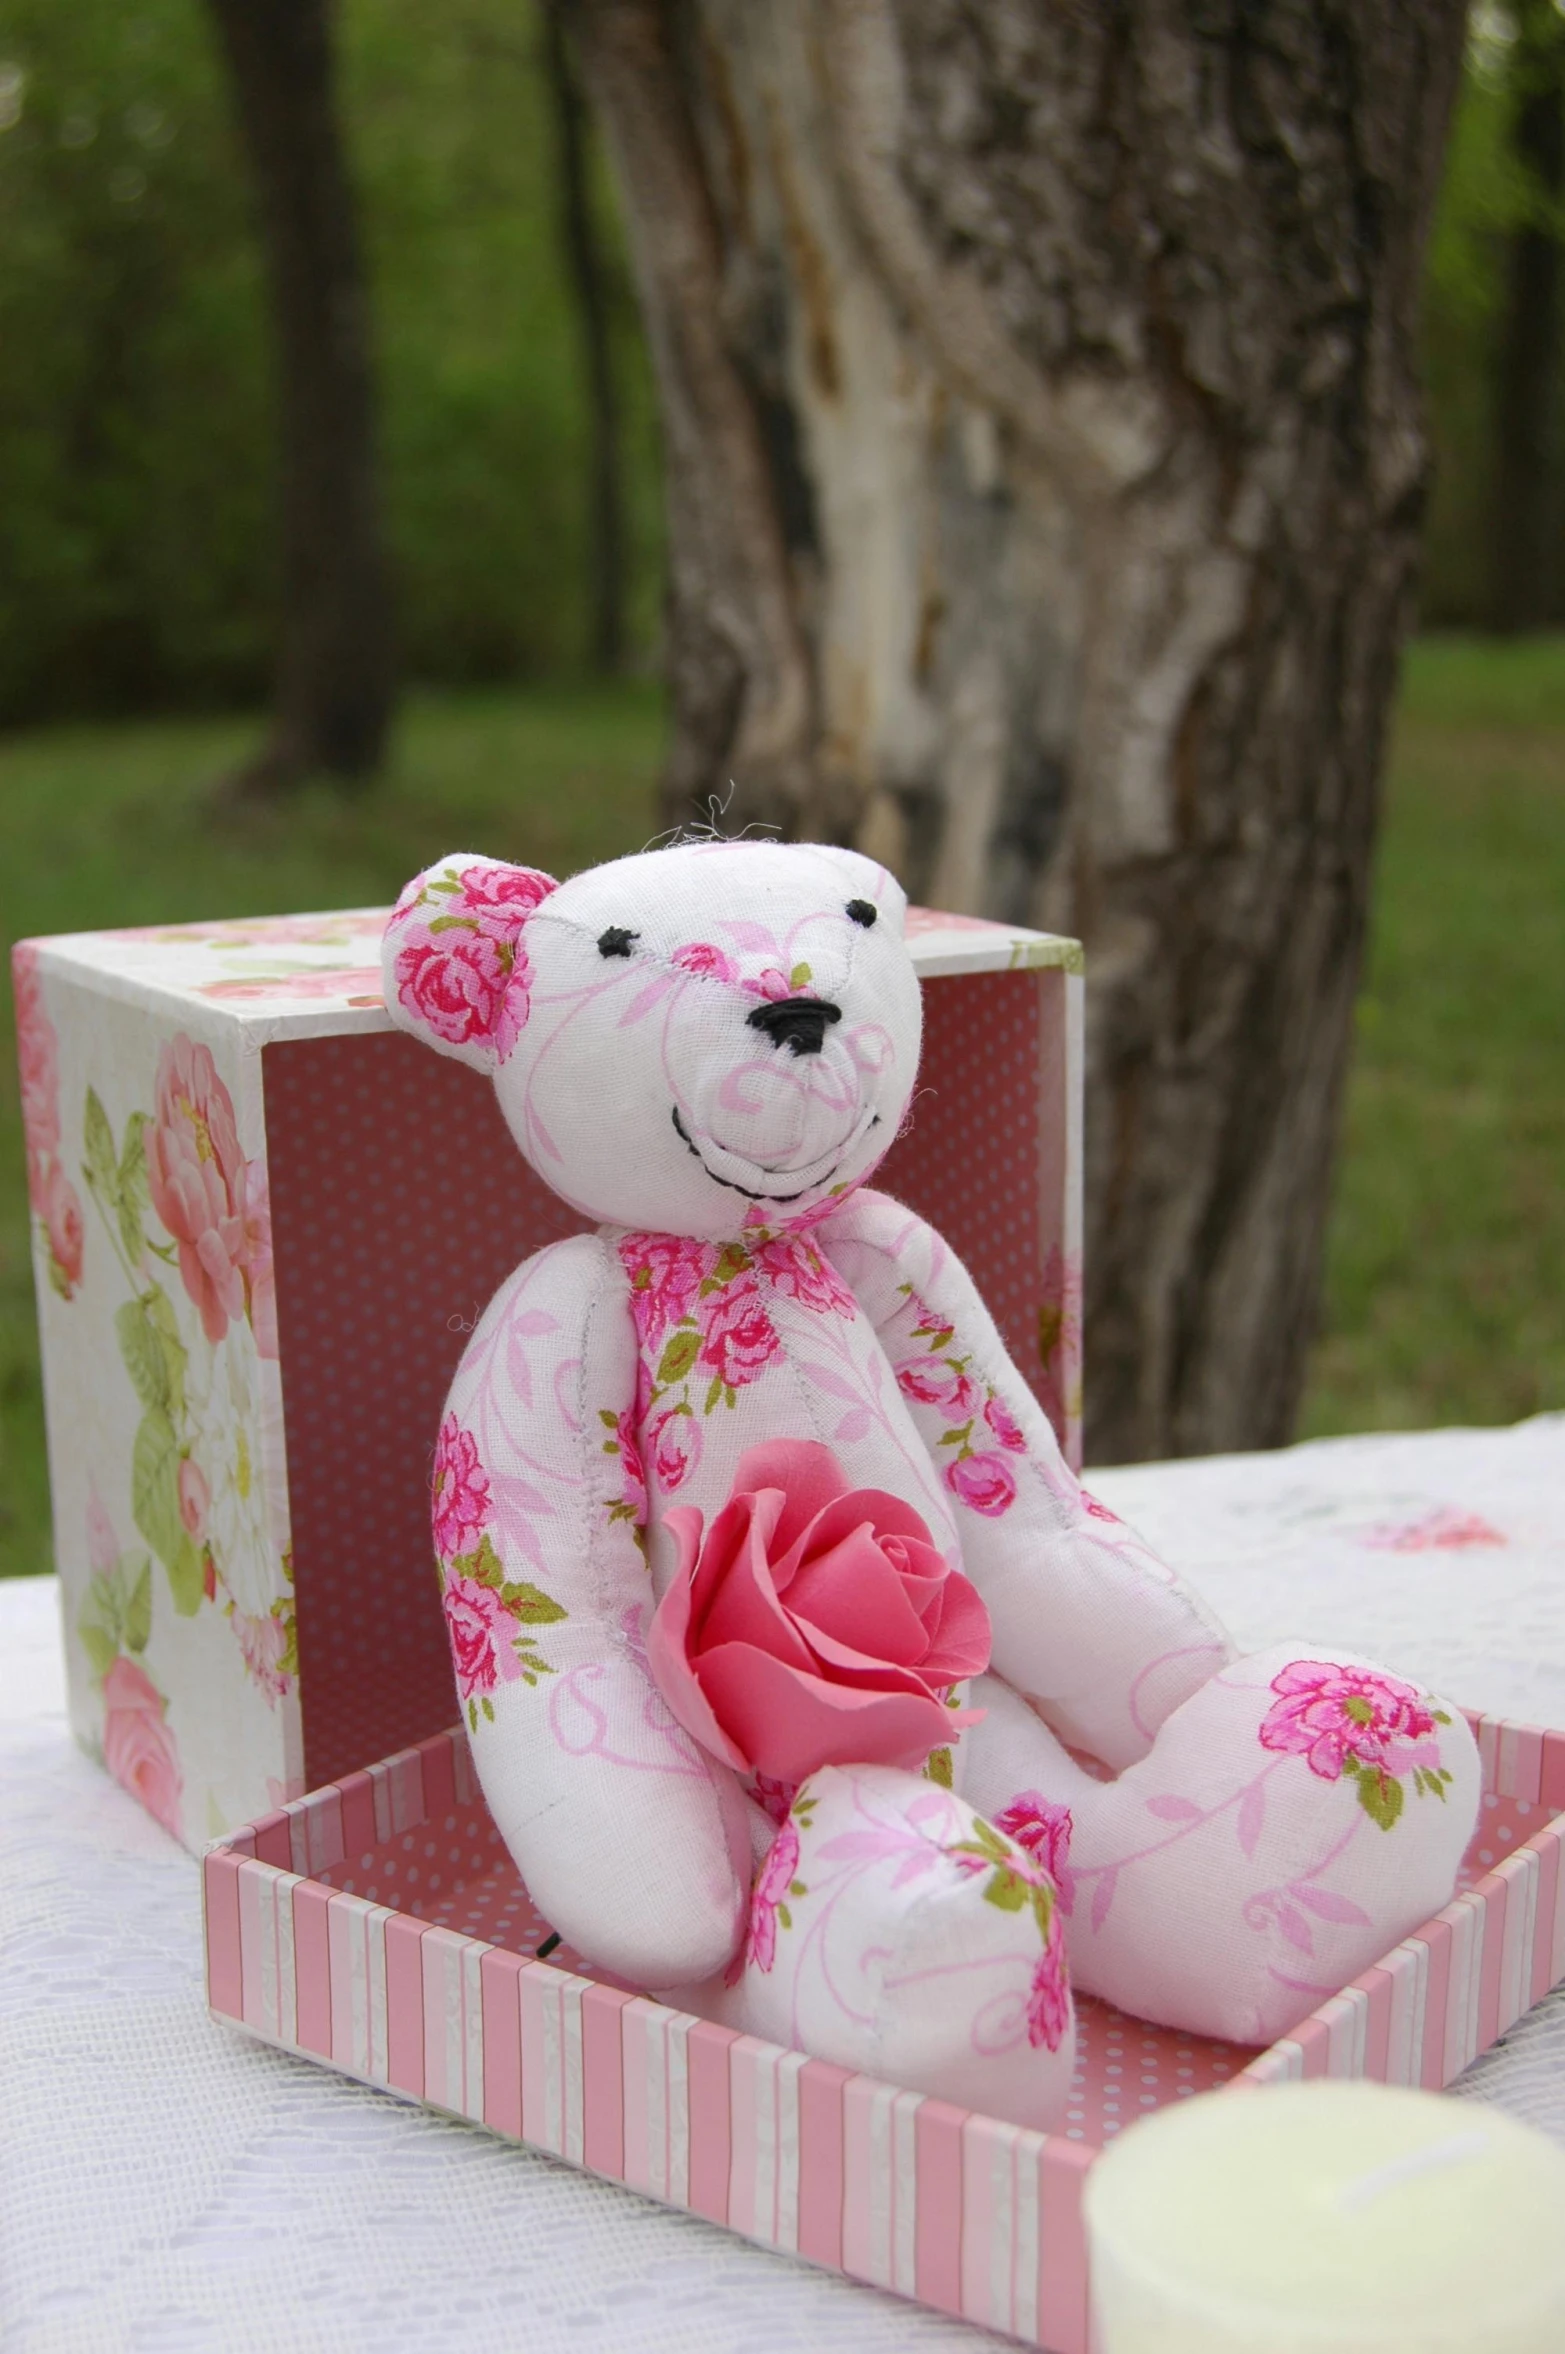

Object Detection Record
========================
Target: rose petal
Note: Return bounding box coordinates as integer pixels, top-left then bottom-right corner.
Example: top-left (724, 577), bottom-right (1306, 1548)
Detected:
top-left (730, 1440), bottom-right (849, 1560)
top-left (695, 1641), bottom-right (960, 1782)
top-left (646, 1554), bottom-right (749, 1772)
top-left (696, 1503), bottom-right (818, 1673)
top-left (783, 1523), bottom-right (934, 1667)
top-left (771, 1486), bottom-right (938, 1588)
top-left (917, 1567), bottom-right (993, 1682)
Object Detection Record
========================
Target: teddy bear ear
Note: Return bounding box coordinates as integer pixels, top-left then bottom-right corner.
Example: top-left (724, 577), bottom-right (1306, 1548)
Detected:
top-left (382, 852), bottom-right (559, 1072)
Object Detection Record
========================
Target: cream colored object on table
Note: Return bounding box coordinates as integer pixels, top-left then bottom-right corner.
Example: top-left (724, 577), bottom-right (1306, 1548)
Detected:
top-left (1085, 2080), bottom-right (1565, 2353)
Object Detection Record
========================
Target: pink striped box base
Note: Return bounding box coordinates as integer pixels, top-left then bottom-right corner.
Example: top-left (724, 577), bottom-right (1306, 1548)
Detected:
top-left (204, 1710), bottom-right (1565, 2353)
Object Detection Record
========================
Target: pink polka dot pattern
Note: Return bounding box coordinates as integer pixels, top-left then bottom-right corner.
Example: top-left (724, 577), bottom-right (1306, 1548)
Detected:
top-left (262, 967), bottom-right (1073, 1794)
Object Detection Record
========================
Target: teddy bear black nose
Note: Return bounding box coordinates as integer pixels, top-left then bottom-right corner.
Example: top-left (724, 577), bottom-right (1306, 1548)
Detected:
top-left (745, 996), bottom-right (842, 1057)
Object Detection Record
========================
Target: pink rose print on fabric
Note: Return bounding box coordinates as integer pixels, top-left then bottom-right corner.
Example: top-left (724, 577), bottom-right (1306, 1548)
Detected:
top-left (1079, 1489), bottom-right (1121, 1524)
top-left (388, 859), bottom-right (556, 1063)
top-left (648, 1438), bottom-right (990, 1783)
top-left (432, 1415), bottom-right (491, 1559)
top-left (983, 1395), bottom-right (1027, 1454)
top-left (648, 1405), bottom-right (701, 1493)
top-left (443, 1574), bottom-right (523, 1701)
top-left (101, 1655), bottom-right (183, 1840)
top-left (698, 1281), bottom-right (782, 1390)
top-left (750, 1771), bottom-right (798, 1828)
top-left (1025, 1922), bottom-right (1071, 2053)
top-left (994, 1792), bottom-right (1075, 1913)
top-left (146, 1035), bottom-right (251, 1345)
top-left (619, 1231), bottom-right (708, 1350)
top-left (946, 1450), bottom-right (1017, 1519)
top-left (672, 942), bottom-right (738, 982)
top-left (599, 1406), bottom-right (647, 1532)
top-left (752, 1233), bottom-right (855, 1318)
top-left (1258, 1658), bottom-right (1450, 1832)
top-left (396, 933), bottom-right (518, 1053)
top-left (1259, 1659), bottom-right (1437, 1782)
top-left (897, 1354), bottom-right (979, 1414)
top-left (747, 1819), bottom-right (803, 1974)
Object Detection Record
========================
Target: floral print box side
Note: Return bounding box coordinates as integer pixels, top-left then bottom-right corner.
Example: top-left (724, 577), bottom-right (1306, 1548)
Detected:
top-left (15, 904), bottom-right (1083, 1849)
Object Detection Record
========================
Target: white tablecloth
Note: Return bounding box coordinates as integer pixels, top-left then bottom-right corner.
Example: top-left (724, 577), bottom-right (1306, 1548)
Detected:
top-left (5, 1416), bottom-right (1565, 2353)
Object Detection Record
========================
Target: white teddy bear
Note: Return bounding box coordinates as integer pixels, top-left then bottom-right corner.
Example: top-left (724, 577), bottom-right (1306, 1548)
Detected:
top-left (383, 838), bottom-right (1478, 2131)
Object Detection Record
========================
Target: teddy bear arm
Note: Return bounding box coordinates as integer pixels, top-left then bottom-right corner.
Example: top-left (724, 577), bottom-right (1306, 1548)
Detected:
top-left (440, 1236), bottom-right (749, 1985)
top-left (821, 1190), bottom-right (1234, 1769)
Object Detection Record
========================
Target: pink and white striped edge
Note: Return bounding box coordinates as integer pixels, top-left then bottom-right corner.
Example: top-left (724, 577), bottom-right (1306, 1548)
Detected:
top-left (203, 1710), bottom-right (1565, 2354)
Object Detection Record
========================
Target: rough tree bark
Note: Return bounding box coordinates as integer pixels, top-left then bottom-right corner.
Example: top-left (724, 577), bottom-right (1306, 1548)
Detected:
top-left (206, 0), bottom-right (394, 789)
top-left (543, 3), bottom-right (629, 674)
top-left (569, 0), bottom-right (1466, 1463)
top-left (1494, 0), bottom-right (1565, 633)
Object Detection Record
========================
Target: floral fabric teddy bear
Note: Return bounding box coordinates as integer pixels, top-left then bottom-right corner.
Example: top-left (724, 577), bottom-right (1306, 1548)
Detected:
top-left (383, 839), bottom-right (1479, 2131)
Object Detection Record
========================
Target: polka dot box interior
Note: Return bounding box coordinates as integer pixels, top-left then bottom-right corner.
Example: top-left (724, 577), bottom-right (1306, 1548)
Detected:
top-left (204, 1708), bottom-right (1565, 2354)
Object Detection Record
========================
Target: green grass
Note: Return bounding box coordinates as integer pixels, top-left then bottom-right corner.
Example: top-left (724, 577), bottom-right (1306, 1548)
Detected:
top-left (1301, 635), bottom-right (1565, 1438)
top-left (2, 643), bottom-right (1562, 1572)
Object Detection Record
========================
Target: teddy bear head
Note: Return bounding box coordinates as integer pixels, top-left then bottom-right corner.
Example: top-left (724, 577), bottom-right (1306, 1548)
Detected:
top-left (382, 838), bottom-right (922, 1239)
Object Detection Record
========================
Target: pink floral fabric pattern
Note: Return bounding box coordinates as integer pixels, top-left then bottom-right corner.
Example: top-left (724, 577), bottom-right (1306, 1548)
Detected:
top-left (1259, 1658), bottom-right (1453, 1831)
top-left (889, 1282), bottom-right (1020, 1519)
top-left (432, 1414), bottom-right (569, 1730)
top-left (994, 1791), bottom-right (1076, 1913)
top-left (947, 1813), bottom-right (1069, 2052)
top-left (747, 1814), bottom-right (807, 1974)
top-left (389, 858), bottom-right (556, 1064)
top-left (620, 1223), bottom-right (856, 1444)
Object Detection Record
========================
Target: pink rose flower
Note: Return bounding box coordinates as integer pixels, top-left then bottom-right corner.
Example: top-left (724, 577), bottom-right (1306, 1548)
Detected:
top-left (101, 1656), bottom-right (183, 1841)
top-left (145, 1035), bottom-right (248, 1346)
top-left (235, 1609), bottom-right (290, 1703)
top-left (178, 1456), bottom-right (211, 1542)
top-left (443, 1573), bottom-right (523, 1701)
top-left (897, 1353), bottom-right (978, 1413)
top-left (747, 1819), bottom-right (801, 1974)
top-left (648, 1405), bottom-right (701, 1492)
top-left (394, 932), bottom-right (511, 1053)
top-left (648, 1438), bottom-right (991, 1784)
top-left (619, 1231), bottom-right (709, 1350)
top-left (432, 1416), bottom-right (491, 1559)
top-left (698, 1280), bottom-right (781, 1389)
top-left (994, 1792), bottom-right (1075, 1912)
top-left (42, 1158), bottom-right (85, 1294)
top-left (983, 1394), bottom-right (1027, 1454)
top-left (454, 862), bottom-right (556, 925)
top-left (672, 942), bottom-right (738, 982)
top-left (1025, 1923), bottom-right (1071, 2052)
top-left (753, 1233), bottom-right (855, 1318)
top-left (1258, 1659), bottom-right (1439, 1782)
top-left (946, 1450), bottom-right (1017, 1518)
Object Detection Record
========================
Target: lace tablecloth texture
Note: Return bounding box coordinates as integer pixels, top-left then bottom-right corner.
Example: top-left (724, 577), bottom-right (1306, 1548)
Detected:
top-left (4, 1415), bottom-right (1564, 2353)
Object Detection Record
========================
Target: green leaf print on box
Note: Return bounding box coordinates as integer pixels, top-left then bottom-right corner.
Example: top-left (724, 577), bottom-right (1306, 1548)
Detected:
top-left (77, 1044), bottom-right (294, 1704)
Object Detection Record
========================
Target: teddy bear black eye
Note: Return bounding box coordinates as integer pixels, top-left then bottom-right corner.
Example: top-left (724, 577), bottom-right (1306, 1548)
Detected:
top-left (845, 899), bottom-right (877, 929)
top-left (597, 927), bottom-right (639, 958)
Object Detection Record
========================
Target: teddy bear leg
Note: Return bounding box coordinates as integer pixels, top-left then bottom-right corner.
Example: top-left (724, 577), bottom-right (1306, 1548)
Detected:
top-left (663, 1761), bottom-right (1077, 2133)
top-left (975, 1644), bottom-right (1481, 2048)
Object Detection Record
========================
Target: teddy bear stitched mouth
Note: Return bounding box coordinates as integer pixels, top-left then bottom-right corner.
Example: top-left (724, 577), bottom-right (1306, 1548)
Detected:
top-left (670, 1104), bottom-right (876, 1203)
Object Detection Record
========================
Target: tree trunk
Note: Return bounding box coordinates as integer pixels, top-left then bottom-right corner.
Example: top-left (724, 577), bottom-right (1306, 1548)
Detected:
top-left (543, 3), bottom-right (629, 675)
top-left (206, 0), bottom-right (394, 789)
top-left (1493, 0), bottom-right (1565, 634)
top-left (571, 0), bottom-right (1465, 1463)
